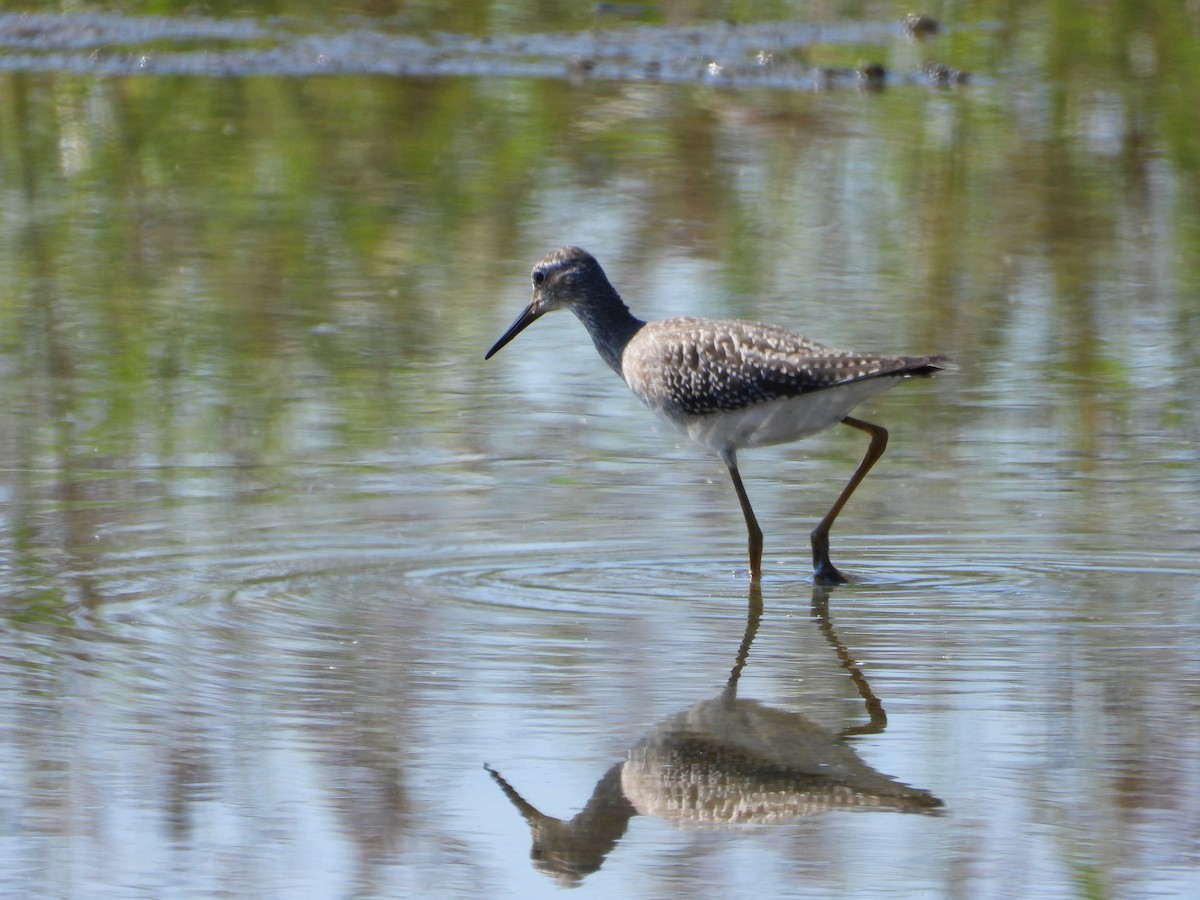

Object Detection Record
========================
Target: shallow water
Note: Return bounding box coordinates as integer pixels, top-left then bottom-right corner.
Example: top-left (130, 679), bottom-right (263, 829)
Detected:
top-left (1, 3), bottom-right (1199, 898)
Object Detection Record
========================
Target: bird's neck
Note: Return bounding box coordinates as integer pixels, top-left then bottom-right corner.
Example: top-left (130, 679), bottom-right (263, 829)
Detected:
top-left (572, 289), bottom-right (646, 378)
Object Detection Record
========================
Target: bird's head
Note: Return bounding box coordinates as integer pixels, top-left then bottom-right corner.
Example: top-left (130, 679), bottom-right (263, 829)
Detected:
top-left (485, 246), bottom-right (608, 359)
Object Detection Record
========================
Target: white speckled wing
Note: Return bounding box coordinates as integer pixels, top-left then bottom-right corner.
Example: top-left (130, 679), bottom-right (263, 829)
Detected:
top-left (621, 317), bottom-right (916, 415)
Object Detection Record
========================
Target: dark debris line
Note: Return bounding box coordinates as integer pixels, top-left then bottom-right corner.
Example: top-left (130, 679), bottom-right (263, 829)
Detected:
top-left (0, 10), bottom-right (967, 88)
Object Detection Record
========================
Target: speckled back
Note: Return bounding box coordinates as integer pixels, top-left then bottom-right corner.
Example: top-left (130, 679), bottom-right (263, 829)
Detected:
top-left (621, 316), bottom-right (941, 416)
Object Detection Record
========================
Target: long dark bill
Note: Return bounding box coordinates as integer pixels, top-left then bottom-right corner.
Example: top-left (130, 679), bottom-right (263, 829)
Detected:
top-left (484, 304), bottom-right (542, 359)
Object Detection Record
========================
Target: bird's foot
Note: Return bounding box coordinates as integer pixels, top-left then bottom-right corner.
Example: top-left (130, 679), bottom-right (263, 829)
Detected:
top-left (811, 531), bottom-right (850, 585)
top-left (812, 561), bottom-right (851, 585)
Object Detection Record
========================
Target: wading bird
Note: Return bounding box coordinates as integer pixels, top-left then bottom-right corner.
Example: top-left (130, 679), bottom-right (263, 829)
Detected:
top-left (485, 246), bottom-right (945, 582)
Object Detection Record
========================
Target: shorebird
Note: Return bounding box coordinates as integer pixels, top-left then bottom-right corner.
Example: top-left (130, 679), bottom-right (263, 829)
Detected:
top-left (485, 246), bottom-right (945, 582)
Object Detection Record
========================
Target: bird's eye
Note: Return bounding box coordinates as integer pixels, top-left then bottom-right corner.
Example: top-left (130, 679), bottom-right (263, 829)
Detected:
top-left (532, 268), bottom-right (546, 287)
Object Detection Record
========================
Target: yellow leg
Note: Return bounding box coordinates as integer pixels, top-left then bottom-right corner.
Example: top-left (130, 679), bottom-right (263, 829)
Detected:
top-left (811, 416), bottom-right (889, 584)
top-left (726, 458), bottom-right (763, 581)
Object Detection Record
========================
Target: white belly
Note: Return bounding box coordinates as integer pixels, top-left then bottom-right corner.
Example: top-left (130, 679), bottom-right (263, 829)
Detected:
top-left (658, 378), bottom-right (901, 455)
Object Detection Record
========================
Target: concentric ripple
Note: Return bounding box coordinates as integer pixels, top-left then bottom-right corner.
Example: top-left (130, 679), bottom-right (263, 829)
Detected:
top-left (402, 532), bottom-right (1200, 617)
top-left (30, 515), bottom-right (1200, 632)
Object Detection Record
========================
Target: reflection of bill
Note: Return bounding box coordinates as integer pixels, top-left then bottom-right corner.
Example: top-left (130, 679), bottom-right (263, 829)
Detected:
top-left (486, 584), bottom-right (942, 885)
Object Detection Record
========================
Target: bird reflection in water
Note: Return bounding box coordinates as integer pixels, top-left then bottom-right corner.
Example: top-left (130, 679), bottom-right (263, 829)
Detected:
top-left (485, 585), bottom-right (942, 886)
